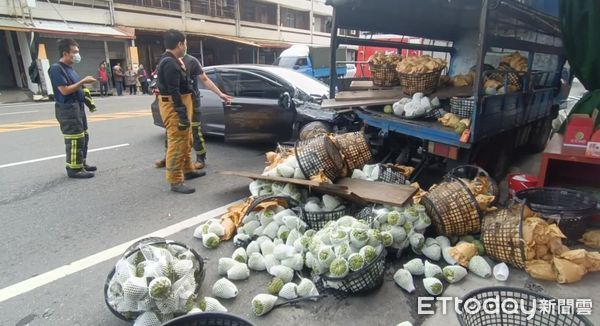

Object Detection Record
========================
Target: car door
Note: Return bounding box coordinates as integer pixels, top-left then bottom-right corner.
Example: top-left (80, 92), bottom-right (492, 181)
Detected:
top-left (220, 69), bottom-right (296, 142)
top-left (198, 69), bottom-right (224, 135)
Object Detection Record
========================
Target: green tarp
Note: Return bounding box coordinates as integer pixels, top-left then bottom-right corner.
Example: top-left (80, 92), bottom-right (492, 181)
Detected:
top-left (559, 0), bottom-right (600, 130)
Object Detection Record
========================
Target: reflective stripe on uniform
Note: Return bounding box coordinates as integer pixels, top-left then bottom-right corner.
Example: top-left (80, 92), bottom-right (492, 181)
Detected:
top-left (63, 132), bottom-right (85, 140)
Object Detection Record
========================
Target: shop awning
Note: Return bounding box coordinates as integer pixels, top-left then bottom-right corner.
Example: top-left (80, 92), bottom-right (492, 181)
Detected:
top-left (247, 38), bottom-right (291, 49)
top-left (0, 17), bottom-right (135, 39)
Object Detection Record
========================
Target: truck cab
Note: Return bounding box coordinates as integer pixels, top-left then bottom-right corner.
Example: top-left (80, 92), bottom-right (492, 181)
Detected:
top-left (275, 44), bottom-right (348, 80)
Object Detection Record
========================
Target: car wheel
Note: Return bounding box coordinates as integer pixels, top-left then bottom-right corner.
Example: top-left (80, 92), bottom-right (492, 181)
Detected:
top-left (299, 121), bottom-right (332, 141)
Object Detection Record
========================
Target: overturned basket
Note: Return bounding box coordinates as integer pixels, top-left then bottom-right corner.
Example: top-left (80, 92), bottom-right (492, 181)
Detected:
top-left (295, 135), bottom-right (346, 182)
top-left (480, 204), bottom-right (526, 269)
top-left (378, 164), bottom-right (410, 185)
top-left (515, 188), bottom-right (597, 244)
top-left (369, 63), bottom-right (400, 87)
top-left (422, 179), bottom-right (482, 236)
top-left (457, 286), bottom-right (593, 326)
top-left (331, 132), bottom-right (373, 173)
top-left (398, 68), bottom-right (443, 95)
top-left (445, 165), bottom-right (499, 204)
top-left (318, 248), bottom-right (387, 299)
top-left (162, 312), bottom-right (256, 326)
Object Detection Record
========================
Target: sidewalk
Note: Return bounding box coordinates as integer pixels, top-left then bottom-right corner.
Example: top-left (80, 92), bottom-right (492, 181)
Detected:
top-left (0, 89), bottom-right (33, 104)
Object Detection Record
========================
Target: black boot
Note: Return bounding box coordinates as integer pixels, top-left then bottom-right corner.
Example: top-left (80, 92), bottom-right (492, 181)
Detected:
top-left (84, 163), bottom-right (97, 172)
top-left (184, 171), bottom-right (206, 180)
top-left (171, 183), bottom-right (195, 194)
top-left (67, 169), bottom-right (95, 179)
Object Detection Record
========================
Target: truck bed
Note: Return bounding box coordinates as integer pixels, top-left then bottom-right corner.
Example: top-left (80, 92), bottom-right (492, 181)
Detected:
top-left (354, 107), bottom-right (467, 148)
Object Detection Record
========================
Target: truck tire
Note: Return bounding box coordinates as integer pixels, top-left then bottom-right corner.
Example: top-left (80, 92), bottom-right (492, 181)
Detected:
top-left (528, 117), bottom-right (553, 153)
top-left (299, 121), bottom-right (332, 141)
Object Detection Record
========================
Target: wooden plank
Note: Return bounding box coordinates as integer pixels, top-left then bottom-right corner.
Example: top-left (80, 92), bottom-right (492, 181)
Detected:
top-left (349, 80), bottom-right (376, 90)
top-left (336, 178), bottom-right (418, 206)
top-left (336, 89), bottom-right (402, 101)
top-left (219, 171), bottom-right (416, 206)
top-left (321, 98), bottom-right (398, 110)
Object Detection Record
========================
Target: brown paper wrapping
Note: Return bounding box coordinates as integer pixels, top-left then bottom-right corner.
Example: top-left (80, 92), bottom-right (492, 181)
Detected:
top-left (553, 257), bottom-right (587, 284)
top-left (449, 242), bottom-right (478, 267)
top-left (525, 260), bottom-right (557, 281)
top-left (580, 230), bottom-right (600, 249)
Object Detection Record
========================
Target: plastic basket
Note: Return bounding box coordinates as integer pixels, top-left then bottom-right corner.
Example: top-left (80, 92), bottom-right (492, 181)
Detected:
top-left (104, 238), bottom-right (206, 322)
top-left (378, 164), bottom-right (409, 185)
top-left (457, 286), bottom-right (593, 326)
top-left (421, 180), bottom-right (482, 236)
top-left (450, 97), bottom-right (475, 119)
top-left (331, 132), bottom-right (373, 172)
top-left (319, 248), bottom-right (387, 299)
top-left (162, 312), bottom-right (256, 326)
top-left (295, 135), bottom-right (345, 182)
top-left (445, 165), bottom-right (499, 204)
top-left (398, 69), bottom-right (443, 95)
top-left (515, 188), bottom-right (597, 243)
top-left (480, 205), bottom-right (526, 269)
top-left (301, 205), bottom-right (353, 231)
top-left (369, 63), bottom-right (400, 87)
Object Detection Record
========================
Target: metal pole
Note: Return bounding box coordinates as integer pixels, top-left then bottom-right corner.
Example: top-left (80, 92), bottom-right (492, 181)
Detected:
top-left (471, 0), bottom-right (490, 143)
top-left (200, 39), bottom-right (204, 66)
top-left (329, 8), bottom-right (338, 99)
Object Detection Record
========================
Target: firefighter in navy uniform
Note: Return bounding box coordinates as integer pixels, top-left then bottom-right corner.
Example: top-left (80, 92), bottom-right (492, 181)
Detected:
top-left (48, 38), bottom-right (97, 178)
top-left (156, 29), bottom-right (205, 194)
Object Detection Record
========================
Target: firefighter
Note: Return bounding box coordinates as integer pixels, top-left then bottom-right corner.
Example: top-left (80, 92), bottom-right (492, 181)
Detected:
top-left (156, 29), bottom-right (205, 194)
top-left (154, 54), bottom-right (231, 169)
top-left (48, 38), bottom-right (97, 179)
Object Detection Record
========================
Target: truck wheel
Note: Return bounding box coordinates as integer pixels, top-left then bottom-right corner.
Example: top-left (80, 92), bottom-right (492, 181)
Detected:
top-left (492, 145), bottom-right (512, 181)
top-left (299, 121), bottom-right (332, 141)
top-left (528, 118), bottom-right (553, 153)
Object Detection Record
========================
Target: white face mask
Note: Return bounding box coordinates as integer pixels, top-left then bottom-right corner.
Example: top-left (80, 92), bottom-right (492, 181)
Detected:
top-left (73, 53), bottom-right (81, 64)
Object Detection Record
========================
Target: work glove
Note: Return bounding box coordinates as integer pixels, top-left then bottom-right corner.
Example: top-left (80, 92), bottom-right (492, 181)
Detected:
top-left (174, 106), bottom-right (190, 130)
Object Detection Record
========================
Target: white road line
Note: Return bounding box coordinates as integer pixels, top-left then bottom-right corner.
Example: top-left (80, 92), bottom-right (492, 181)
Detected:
top-left (0, 110), bottom-right (39, 116)
top-left (0, 201), bottom-right (240, 303)
top-left (0, 144), bottom-right (130, 169)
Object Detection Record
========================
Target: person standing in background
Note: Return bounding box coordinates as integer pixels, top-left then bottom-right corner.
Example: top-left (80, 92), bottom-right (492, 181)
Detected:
top-left (98, 61), bottom-right (109, 97)
top-left (125, 65), bottom-right (137, 95)
top-left (138, 64), bottom-right (149, 94)
top-left (112, 62), bottom-right (124, 96)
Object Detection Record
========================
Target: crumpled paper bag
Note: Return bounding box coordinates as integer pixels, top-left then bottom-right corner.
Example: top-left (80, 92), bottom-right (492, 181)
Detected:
top-left (525, 260), bottom-right (557, 281)
top-left (580, 230), bottom-right (600, 249)
top-left (449, 242), bottom-right (478, 267)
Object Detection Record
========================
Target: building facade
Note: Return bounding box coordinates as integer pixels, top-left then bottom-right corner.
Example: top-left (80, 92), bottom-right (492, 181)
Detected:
top-left (0, 0), bottom-right (336, 94)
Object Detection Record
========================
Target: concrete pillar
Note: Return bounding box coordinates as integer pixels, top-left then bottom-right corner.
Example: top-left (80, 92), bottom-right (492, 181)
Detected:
top-left (4, 31), bottom-right (23, 88)
top-left (16, 32), bottom-right (39, 93)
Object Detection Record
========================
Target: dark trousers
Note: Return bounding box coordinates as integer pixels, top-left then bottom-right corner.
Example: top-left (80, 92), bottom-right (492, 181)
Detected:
top-left (141, 81), bottom-right (149, 95)
top-left (192, 110), bottom-right (207, 161)
top-left (55, 102), bottom-right (89, 171)
top-left (100, 81), bottom-right (108, 96)
top-left (128, 84), bottom-right (137, 95)
top-left (115, 81), bottom-right (123, 96)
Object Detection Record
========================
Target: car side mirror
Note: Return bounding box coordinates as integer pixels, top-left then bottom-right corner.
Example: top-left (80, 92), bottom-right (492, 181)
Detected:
top-left (293, 65), bottom-right (300, 70)
top-left (279, 92), bottom-right (292, 109)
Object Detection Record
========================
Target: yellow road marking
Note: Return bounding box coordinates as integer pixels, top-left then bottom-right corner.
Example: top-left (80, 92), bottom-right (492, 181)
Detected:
top-left (0, 109), bottom-right (151, 133)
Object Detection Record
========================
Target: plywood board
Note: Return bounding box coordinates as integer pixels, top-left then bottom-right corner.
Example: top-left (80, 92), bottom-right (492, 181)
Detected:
top-left (336, 178), bottom-right (417, 206)
top-left (219, 171), bottom-right (417, 206)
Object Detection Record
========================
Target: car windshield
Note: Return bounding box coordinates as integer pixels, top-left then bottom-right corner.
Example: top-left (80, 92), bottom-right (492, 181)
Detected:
top-left (268, 67), bottom-right (329, 97)
top-left (274, 56), bottom-right (299, 68)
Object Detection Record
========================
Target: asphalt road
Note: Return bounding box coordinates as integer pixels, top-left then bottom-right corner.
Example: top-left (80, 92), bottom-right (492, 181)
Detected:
top-left (0, 96), bottom-right (269, 325)
top-left (1, 95), bottom-right (598, 326)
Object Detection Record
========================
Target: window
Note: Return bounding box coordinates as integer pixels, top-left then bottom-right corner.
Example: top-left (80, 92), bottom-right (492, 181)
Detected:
top-left (219, 71), bottom-right (282, 99)
top-left (199, 71), bottom-right (218, 89)
top-left (281, 8), bottom-right (309, 30)
top-left (241, 0), bottom-right (277, 25)
top-left (314, 15), bottom-right (331, 33)
top-left (113, 0), bottom-right (181, 11)
top-left (189, 0), bottom-right (235, 19)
